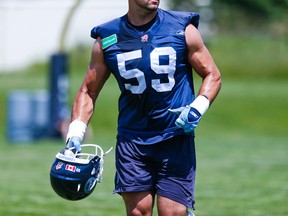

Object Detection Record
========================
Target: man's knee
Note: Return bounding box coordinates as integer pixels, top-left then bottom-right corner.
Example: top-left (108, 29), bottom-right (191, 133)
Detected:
top-left (157, 195), bottom-right (187, 216)
top-left (122, 192), bottom-right (155, 216)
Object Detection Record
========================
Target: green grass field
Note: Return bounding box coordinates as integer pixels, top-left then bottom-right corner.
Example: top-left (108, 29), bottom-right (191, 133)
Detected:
top-left (0, 34), bottom-right (287, 216)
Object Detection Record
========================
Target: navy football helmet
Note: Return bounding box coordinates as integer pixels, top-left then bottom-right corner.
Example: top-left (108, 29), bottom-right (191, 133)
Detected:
top-left (50, 144), bottom-right (112, 201)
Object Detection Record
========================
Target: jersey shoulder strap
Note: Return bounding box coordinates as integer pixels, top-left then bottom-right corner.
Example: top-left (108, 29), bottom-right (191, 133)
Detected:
top-left (158, 8), bottom-right (199, 29)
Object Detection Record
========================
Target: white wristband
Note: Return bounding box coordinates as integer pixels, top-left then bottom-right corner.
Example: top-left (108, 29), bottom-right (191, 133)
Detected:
top-left (189, 95), bottom-right (210, 115)
top-left (66, 119), bottom-right (87, 142)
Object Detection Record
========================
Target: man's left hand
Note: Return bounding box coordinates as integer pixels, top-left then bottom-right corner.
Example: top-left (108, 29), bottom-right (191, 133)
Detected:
top-left (168, 106), bottom-right (202, 133)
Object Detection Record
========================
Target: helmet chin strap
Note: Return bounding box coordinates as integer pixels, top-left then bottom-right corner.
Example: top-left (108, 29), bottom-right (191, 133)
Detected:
top-left (97, 146), bottom-right (113, 183)
top-left (104, 147), bottom-right (113, 155)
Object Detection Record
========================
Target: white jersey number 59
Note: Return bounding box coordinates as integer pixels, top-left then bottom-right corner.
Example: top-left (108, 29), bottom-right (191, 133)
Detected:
top-left (116, 47), bottom-right (176, 94)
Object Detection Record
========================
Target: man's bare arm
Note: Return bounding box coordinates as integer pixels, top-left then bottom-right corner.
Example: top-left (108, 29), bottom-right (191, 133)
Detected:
top-left (186, 24), bottom-right (222, 104)
top-left (71, 38), bottom-right (111, 125)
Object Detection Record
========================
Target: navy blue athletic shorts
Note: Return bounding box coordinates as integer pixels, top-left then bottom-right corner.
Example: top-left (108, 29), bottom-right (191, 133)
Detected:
top-left (114, 135), bottom-right (196, 208)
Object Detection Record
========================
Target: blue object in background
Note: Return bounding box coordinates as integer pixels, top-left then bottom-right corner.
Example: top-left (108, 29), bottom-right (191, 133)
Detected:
top-left (6, 53), bottom-right (70, 142)
top-left (7, 90), bottom-right (50, 142)
top-left (48, 53), bottom-right (70, 138)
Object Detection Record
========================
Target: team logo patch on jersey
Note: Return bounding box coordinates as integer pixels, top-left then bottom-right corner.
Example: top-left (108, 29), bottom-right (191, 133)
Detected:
top-left (141, 34), bottom-right (149, 42)
top-left (176, 30), bottom-right (185, 35)
top-left (102, 34), bottom-right (117, 49)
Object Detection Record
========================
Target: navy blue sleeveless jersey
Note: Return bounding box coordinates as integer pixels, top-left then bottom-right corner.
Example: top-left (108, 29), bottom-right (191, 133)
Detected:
top-left (91, 9), bottom-right (199, 144)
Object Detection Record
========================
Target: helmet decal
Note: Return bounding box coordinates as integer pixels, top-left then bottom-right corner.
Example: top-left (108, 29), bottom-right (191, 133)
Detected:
top-left (65, 164), bottom-right (77, 172)
top-left (77, 183), bottom-right (81, 192)
top-left (84, 177), bottom-right (97, 193)
top-left (91, 167), bottom-right (96, 175)
top-left (56, 162), bottom-right (63, 170)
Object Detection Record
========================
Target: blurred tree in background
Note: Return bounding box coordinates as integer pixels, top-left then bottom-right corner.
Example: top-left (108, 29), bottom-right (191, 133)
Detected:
top-left (167, 0), bottom-right (288, 80)
top-left (168, 0), bottom-right (288, 35)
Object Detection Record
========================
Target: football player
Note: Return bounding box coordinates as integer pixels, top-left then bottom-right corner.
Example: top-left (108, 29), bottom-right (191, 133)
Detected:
top-left (66, 0), bottom-right (221, 215)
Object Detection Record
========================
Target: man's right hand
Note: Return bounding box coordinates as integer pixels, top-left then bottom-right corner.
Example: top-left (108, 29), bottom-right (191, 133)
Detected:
top-left (66, 136), bottom-right (82, 152)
